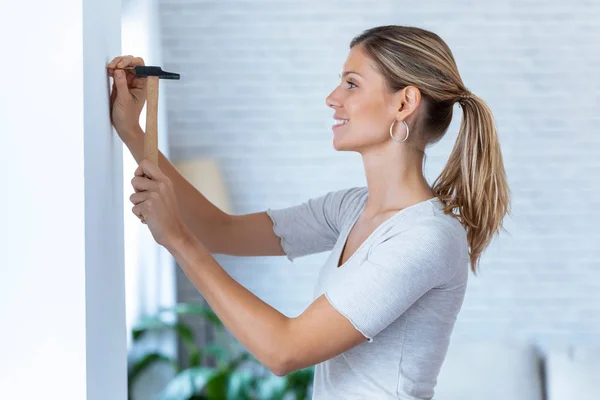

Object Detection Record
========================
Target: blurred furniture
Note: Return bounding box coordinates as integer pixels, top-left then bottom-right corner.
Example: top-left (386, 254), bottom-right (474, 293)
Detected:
top-left (435, 339), bottom-right (600, 400)
top-left (173, 159), bottom-right (232, 215)
top-left (545, 345), bottom-right (600, 400)
top-left (435, 339), bottom-right (544, 400)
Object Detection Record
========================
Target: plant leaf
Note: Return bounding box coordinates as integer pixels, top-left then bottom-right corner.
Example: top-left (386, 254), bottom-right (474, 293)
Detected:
top-left (159, 303), bottom-right (224, 330)
top-left (203, 344), bottom-right (229, 368)
top-left (226, 370), bottom-right (255, 400)
top-left (132, 317), bottom-right (202, 368)
top-left (224, 352), bottom-right (250, 370)
top-left (158, 367), bottom-right (217, 400)
top-left (285, 367), bottom-right (314, 388)
top-left (204, 369), bottom-right (228, 399)
top-left (254, 374), bottom-right (287, 400)
top-left (171, 322), bottom-right (202, 367)
top-left (283, 367), bottom-right (314, 400)
top-left (132, 316), bottom-right (170, 341)
top-left (127, 352), bottom-right (178, 399)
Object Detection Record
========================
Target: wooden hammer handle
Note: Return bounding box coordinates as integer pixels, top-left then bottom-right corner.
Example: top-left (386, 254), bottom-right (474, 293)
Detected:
top-left (144, 76), bottom-right (159, 166)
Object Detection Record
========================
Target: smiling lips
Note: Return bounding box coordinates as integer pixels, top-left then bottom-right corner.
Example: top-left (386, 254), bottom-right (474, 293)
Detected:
top-left (333, 118), bottom-right (349, 130)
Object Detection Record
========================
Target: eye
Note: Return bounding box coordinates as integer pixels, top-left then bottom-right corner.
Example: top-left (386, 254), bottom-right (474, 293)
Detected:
top-left (346, 80), bottom-right (357, 89)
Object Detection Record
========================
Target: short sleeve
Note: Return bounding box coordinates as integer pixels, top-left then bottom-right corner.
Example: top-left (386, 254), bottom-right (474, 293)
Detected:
top-left (324, 219), bottom-right (464, 342)
top-left (266, 186), bottom-right (366, 262)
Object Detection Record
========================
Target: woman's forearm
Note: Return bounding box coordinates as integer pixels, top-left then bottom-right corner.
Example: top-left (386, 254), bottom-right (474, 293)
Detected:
top-left (167, 230), bottom-right (290, 376)
top-left (121, 126), bottom-right (230, 252)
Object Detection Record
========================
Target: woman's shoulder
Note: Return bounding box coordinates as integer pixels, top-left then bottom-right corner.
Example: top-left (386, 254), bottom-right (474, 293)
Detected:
top-left (330, 185), bottom-right (369, 217)
top-left (337, 185), bottom-right (369, 206)
top-left (375, 199), bottom-right (468, 259)
top-left (373, 206), bottom-right (469, 281)
top-left (404, 197), bottom-right (466, 236)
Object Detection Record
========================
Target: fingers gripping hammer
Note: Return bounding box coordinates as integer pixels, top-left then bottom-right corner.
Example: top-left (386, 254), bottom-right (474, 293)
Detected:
top-left (125, 66), bottom-right (180, 166)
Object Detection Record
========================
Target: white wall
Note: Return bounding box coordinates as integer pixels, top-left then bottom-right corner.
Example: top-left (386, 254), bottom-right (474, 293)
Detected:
top-left (160, 0), bottom-right (600, 351)
top-left (0, 1), bottom-right (126, 399)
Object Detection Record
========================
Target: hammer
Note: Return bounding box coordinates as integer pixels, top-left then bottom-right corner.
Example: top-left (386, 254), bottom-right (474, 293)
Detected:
top-left (120, 65), bottom-right (180, 166)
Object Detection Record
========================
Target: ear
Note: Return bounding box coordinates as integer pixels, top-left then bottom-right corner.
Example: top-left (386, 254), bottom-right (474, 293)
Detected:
top-left (394, 85), bottom-right (421, 121)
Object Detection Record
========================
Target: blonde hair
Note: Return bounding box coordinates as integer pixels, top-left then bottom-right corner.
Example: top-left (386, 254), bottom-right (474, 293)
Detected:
top-left (350, 25), bottom-right (511, 274)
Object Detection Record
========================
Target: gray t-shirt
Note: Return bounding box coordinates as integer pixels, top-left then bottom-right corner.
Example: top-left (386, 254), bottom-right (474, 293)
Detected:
top-left (266, 186), bottom-right (469, 399)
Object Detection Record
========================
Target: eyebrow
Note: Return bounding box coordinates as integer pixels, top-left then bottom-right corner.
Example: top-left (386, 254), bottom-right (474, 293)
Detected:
top-left (338, 71), bottom-right (363, 78)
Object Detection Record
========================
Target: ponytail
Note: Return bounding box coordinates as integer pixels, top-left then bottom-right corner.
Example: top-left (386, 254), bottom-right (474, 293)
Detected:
top-left (432, 93), bottom-right (511, 274)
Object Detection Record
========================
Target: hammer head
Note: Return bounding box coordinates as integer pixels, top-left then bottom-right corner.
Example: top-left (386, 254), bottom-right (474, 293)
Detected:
top-left (132, 66), bottom-right (180, 80)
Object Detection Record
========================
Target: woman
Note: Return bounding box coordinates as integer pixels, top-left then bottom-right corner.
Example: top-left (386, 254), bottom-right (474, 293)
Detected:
top-left (108, 25), bottom-right (510, 399)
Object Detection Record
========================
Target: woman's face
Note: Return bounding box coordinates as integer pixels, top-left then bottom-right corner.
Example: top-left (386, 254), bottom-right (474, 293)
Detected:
top-left (326, 45), bottom-right (402, 152)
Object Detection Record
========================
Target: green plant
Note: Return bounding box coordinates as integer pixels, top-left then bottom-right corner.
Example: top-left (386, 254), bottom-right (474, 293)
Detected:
top-left (128, 303), bottom-right (314, 400)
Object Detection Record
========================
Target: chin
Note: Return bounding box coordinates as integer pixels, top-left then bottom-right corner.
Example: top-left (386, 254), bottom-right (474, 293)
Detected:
top-left (332, 137), bottom-right (359, 152)
top-left (332, 128), bottom-right (373, 152)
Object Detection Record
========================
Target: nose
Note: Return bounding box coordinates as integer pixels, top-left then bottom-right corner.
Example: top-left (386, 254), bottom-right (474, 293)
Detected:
top-left (326, 89), bottom-right (341, 109)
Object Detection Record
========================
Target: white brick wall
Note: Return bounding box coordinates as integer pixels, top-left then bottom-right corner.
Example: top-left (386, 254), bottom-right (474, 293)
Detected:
top-left (160, 0), bottom-right (600, 352)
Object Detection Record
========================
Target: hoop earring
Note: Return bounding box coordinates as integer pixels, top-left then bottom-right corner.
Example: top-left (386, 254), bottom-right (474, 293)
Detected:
top-left (390, 119), bottom-right (410, 143)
